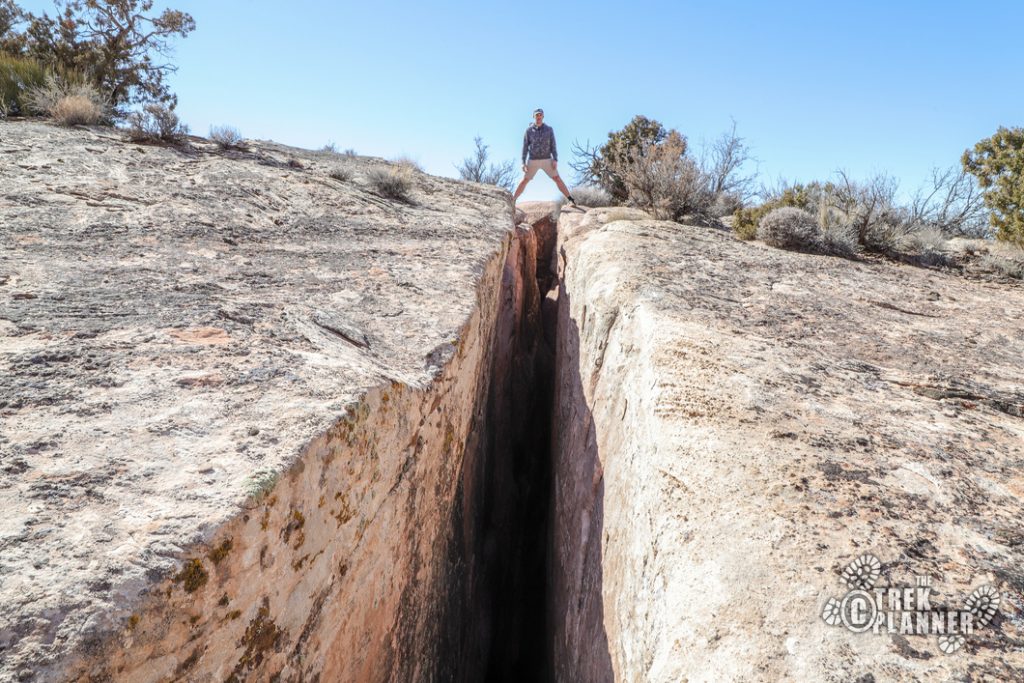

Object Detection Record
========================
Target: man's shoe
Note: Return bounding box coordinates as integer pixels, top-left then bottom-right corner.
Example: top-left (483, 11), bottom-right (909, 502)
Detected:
top-left (567, 194), bottom-right (577, 206)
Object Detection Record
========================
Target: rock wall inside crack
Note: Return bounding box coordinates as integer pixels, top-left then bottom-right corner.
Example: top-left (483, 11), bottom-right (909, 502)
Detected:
top-left (551, 208), bottom-right (1024, 682)
top-left (0, 121), bottom-right (528, 682)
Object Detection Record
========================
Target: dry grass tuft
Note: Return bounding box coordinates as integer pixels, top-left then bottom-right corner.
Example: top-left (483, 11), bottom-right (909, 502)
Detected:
top-left (367, 166), bottom-right (413, 202)
top-left (27, 78), bottom-right (108, 126)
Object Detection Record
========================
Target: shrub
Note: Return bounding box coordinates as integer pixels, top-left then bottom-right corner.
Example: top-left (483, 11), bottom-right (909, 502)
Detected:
top-left (909, 165), bottom-right (988, 238)
top-left (50, 93), bottom-right (105, 125)
top-left (736, 174), bottom-right (904, 252)
top-left (572, 115), bottom-right (670, 202)
top-left (366, 167), bottom-right (412, 202)
top-left (733, 183), bottom-right (816, 240)
top-left (757, 207), bottom-right (820, 250)
top-left (25, 76), bottom-right (108, 125)
top-left (570, 184), bottom-right (613, 207)
top-left (329, 166), bottom-right (352, 182)
top-left (320, 141), bottom-right (338, 153)
top-left (963, 126), bottom-right (1024, 245)
top-left (573, 116), bottom-right (757, 215)
top-left (861, 220), bottom-right (912, 255)
top-left (702, 120), bottom-right (756, 206)
top-left (711, 191), bottom-right (744, 218)
top-left (5, 0), bottom-right (195, 113)
top-left (618, 130), bottom-right (713, 220)
top-left (125, 102), bottom-right (189, 142)
top-left (457, 136), bottom-right (515, 192)
top-left (209, 125), bottom-right (243, 149)
top-left (979, 253), bottom-right (1024, 279)
top-left (896, 227), bottom-right (950, 266)
top-left (343, 148), bottom-right (357, 157)
top-left (818, 222), bottom-right (859, 258)
top-left (0, 54), bottom-right (47, 117)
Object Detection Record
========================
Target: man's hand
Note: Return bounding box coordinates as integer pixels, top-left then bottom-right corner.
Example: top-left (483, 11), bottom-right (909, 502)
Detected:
top-left (522, 164), bottom-right (527, 173)
top-left (552, 160), bottom-right (558, 170)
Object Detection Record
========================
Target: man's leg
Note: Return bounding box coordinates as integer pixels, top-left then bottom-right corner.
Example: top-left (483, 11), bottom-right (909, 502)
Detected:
top-left (544, 159), bottom-right (573, 200)
top-left (552, 174), bottom-right (572, 199)
top-left (512, 176), bottom-right (530, 202)
top-left (513, 162), bottom-right (537, 202)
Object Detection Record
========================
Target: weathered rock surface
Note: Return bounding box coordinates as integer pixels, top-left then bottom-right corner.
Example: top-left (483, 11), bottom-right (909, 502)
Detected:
top-left (8, 117), bottom-right (1024, 683)
top-left (551, 208), bottom-right (1024, 681)
top-left (0, 121), bottom-right (530, 682)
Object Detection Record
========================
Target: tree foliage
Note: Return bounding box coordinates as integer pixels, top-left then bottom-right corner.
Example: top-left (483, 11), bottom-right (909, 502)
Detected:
top-left (962, 126), bottom-right (1024, 244)
top-left (0, 0), bottom-right (21, 42)
top-left (0, 0), bottom-right (194, 113)
top-left (457, 136), bottom-right (515, 192)
top-left (616, 130), bottom-right (711, 220)
top-left (571, 115), bottom-right (671, 202)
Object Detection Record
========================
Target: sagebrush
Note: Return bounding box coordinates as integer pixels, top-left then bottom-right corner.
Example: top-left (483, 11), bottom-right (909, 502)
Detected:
top-left (125, 102), bottom-right (189, 142)
top-left (209, 125), bottom-right (243, 149)
top-left (757, 207), bottom-right (820, 251)
top-left (569, 185), bottom-right (613, 207)
top-left (26, 76), bottom-right (108, 125)
top-left (367, 166), bottom-right (413, 202)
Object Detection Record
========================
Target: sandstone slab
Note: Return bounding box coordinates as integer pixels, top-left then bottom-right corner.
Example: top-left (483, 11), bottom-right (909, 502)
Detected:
top-left (551, 208), bottom-right (1024, 681)
top-left (0, 121), bottom-right (518, 681)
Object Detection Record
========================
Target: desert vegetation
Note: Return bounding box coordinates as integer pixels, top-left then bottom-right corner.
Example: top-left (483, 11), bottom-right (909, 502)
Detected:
top-left (570, 115), bottom-right (754, 221)
top-left (209, 124), bottom-right (243, 149)
top-left (457, 136), bottom-right (515, 192)
top-left (963, 127), bottom-right (1024, 245)
top-left (367, 166), bottom-right (414, 202)
top-left (732, 167), bottom-right (994, 264)
top-left (565, 114), bottom-right (1022, 277)
top-left (1, 0), bottom-right (193, 131)
top-left (125, 102), bottom-right (188, 142)
top-left (568, 185), bottom-right (613, 207)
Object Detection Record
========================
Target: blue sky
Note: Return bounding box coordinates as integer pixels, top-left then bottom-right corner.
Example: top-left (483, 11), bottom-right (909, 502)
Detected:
top-left (16, 1), bottom-right (1024, 201)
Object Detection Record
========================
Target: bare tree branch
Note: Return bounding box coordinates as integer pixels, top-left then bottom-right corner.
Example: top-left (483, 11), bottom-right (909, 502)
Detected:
top-left (456, 136), bottom-right (515, 192)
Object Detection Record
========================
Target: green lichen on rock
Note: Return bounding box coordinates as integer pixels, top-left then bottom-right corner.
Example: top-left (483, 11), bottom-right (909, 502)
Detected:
top-left (244, 469), bottom-right (278, 502)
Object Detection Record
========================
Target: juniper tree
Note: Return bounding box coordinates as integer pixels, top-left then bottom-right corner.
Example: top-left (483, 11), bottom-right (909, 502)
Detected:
top-left (962, 126), bottom-right (1024, 245)
top-left (2, 0), bottom-right (194, 113)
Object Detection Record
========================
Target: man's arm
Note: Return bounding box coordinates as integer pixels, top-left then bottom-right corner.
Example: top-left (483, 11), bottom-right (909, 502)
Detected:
top-left (522, 129), bottom-right (529, 165)
top-left (550, 127), bottom-right (557, 163)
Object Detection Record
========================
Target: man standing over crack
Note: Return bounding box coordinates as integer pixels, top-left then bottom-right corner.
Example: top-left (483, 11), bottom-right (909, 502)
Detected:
top-left (513, 108), bottom-right (576, 206)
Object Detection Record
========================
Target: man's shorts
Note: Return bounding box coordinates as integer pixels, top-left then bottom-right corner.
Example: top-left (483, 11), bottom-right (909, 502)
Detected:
top-left (524, 158), bottom-right (558, 180)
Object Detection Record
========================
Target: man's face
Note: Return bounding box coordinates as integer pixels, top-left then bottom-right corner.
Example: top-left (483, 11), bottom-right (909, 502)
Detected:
top-left (534, 112), bottom-right (544, 126)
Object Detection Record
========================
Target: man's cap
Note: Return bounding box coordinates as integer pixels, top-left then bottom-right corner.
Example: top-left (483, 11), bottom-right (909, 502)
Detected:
top-left (533, 108), bottom-right (544, 115)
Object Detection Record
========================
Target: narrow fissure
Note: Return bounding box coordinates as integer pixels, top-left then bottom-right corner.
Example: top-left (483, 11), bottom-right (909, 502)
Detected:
top-left (481, 208), bottom-right (561, 683)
